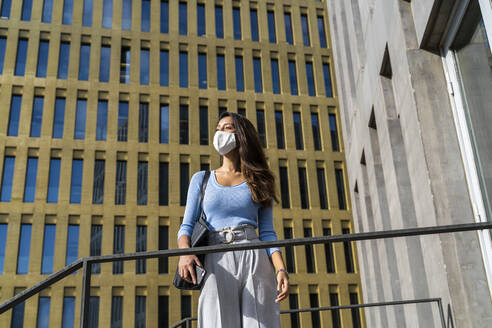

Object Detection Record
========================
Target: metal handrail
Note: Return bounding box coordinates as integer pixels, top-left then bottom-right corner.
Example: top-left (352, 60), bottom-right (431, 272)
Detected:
top-left (0, 221), bottom-right (489, 326)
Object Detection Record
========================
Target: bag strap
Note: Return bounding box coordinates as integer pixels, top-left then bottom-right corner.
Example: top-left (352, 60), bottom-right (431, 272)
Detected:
top-left (197, 170), bottom-right (211, 227)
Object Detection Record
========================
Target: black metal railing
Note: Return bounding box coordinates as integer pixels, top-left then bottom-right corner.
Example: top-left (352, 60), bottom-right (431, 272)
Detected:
top-left (0, 221), bottom-right (490, 327)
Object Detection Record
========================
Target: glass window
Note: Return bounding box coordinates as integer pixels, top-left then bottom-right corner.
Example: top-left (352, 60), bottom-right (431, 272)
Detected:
top-left (217, 54), bottom-right (226, 90)
top-left (289, 293), bottom-right (300, 328)
top-left (197, 4), bottom-right (205, 36)
top-left (1, 159), bottom-right (15, 201)
top-left (237, 108), bottom-right (245, 117)
top-left (256, 109), bottom-right (266, 147)
top-left (11, 302), bottom-right (25, 328)
top-left (113, 225), bottom-right (125, 273)
top-left (219, 106), bottom-right (227, 116)
top-left (298, 166), bottom-right (309, 209)
top-left (235, 55), bottom-right (244, 92)
top-left (15, 38), bottom-right (28, 76)
top-left (215, 5), bottom-right (223, 38)
top-left (23, 157), bottom-right (38, 203)
top-left (141, 0), bottom-right (150, 32)
top-left (309, 293), bottom-right (321, 328)
top-left (199, 106), bottom-right (208, 145)
top-left (323, 228), bottom-right (335, 273)
top-left (92, 159), bottom-right (105, 204)
top-left (65, 224), bottom-right (79, 266)
top-left (8, 95), bottom-right (22, 136)
top-left (82, 0), bottom-right (93, 26)
top-left (53, 97), bottom-right (65, 138)
top-left (74, 99), bottom-right (87, 140)
top-left (181, 295), bottom-right (191, 319)
top-left (0, 36), bottom-right (6, 74)
top-left (111, 296), bottom-right (123, 328)
top-left (17, 224), bottom-right (32, 274)
top-left (96, 100), bottom-right (108, 141)
top-left (99, 45), bottom-right (110, 82)
top-left (180, 104), bottom-right (188, 144)
top-left (42, 0), bottom-right (53, 22)
top-left (317, 16), bottom-right (327, 48)
top-left (301, 13), bottom-right (310, 46)
top-left (47, 158), bottom-right (61, 203)
top-left (139, 102), bottom-right (149, 142)
top-left (102, 0), bottom-right (112, 28)
top-left (293, 112), bottom-right (303, 150)
top-left (61, 297), bottom-right (75, 328)
top-left (180, 162), bottom-right (189, 206)
top-left (343, 227), bottom-right (354, 273)
top-left (122, 0), bottom-right (132, 30)
top-left (306, 61), bottom-right (316, 96)
top-left (160, 1), bottom-right (169, 33)
top-left (159, 162), bottom-right (169, 206)
top-left (115, 160), bottom-right (127, 205)
top-left (335, 167), bottom-right (347, 210)
top-left (323, 63), bottom-right (333, 97)
top-left (179, 51), bottom-right (188, 87)
top-left (120, 46), bottom-right (130, 83)
top-left (158, 296), bottom-right (169, 327)
top-left (279, 165), bottom-right (290, 208)
top-left (70, 159), bottom-right (83, 204)
top-left (62, 0), bottom-right (73, 25)
top-left (78, 43), bottom-right (91, 81)
top-left (36, 40), bottom-right (49, 77)
top-left (330, 292), bottom-right (341, 327)
top-left (201, 163), bottom-right (210, 171)
top-left (0, 224), bottom-right (7, 273)
top-left (30, 96), bottom-right (44, 138)
top-left (198, 52), bottom-right (207, 89)
top-left (160, 104), bottom-right (169, 143)
top-left (160, 49), bottom-right (169, 86)
top-left (88, 296), bottom-right (99, 327)
top-left (135, 296), bottom-right (146, 327)
top-left (275, 111), bottom-right (285, 149)
top-left (179, 2), bottom-right (187, 35)
top-left (350, 292), bottom-right (362, 328)
top-left (250, 8), bottom-right (259, 42)
top-left (304, 227), bottom-right (315, 273)
top-left (288, 60), bottom-right (298, 95)
top-left (329, 114), bottom-right (340, 151)
top-left (284, 12), bottom-right (293, 45)
top-left (268, 10), bottom-right (276, 43)
top-left (137, 162), bottom-right (148, 206)
top-left (41, 225), bottom-right (56, 274)
top-left (58, 41), bottom-right (70, 79)
top-left (90, 225), bottom-right (102, 273)
top-left (271, 58), bottom-right (280, 94)
top-left (136, 225), bottom-right (147, 273)
top-left (140, 48), bottom-right (149, 85)
top-left (253, 57), bottom-right (262, 93)
top-left (311, 113), bottom-right (321, 150)
top-left (0, 0), bottom-right (11, 18)
top-left (317, 167), bottom-right (328, 209)
top-left (233, 7), bottom-right (241, 40)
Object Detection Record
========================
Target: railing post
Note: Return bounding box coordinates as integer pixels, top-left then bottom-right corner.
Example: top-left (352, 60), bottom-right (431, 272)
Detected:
top-left (80, 260), bottom-right (92, 328)
top-left (436, 298), bottom-right (446, 328)
top-left (185, 318), bottom-right (191, 328)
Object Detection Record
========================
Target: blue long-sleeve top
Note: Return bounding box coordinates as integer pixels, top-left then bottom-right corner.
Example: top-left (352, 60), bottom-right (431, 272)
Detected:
top-left (177, 170), bottom-right (281, 257)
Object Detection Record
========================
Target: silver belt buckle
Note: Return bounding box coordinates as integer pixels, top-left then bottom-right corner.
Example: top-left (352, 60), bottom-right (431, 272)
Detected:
top-left (223, 228), bottom-right (236, 243)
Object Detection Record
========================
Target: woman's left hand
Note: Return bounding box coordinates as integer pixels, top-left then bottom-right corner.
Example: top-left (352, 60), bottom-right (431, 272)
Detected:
top-left (275, 271), bottom-right (289, 303)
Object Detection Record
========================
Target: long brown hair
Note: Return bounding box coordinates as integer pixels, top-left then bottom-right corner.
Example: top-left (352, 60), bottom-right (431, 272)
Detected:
top-left (218, 111), bottom-right (279, 208)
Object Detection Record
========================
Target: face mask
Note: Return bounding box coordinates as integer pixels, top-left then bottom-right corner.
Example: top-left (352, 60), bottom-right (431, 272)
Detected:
top-left (213, 131), bottom-right (237, 155)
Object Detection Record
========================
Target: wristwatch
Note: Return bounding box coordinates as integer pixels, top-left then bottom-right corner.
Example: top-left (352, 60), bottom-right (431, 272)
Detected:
top-left (276, 268), bottom-right (289, 278)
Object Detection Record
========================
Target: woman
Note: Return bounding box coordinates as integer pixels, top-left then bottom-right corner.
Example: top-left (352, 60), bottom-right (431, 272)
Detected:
top-left (177, 111), bottom-right (289, 327)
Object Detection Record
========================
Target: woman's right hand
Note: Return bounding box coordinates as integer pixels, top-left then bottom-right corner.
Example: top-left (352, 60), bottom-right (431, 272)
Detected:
top-left (178, 255), bottom-right (203, 285)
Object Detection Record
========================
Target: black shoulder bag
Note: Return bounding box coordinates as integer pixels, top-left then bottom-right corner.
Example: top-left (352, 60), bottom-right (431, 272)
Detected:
top-left (173, 170), bottom-right (211, 290)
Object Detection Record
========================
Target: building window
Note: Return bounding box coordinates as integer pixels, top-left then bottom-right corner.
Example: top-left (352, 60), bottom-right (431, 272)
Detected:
top-left (160, 1), bottom-right (168, 33)
top-left (279, 165), bottom-right (290, 208)
top-left (102, 0), bottom-right (112, 28)
top-left (293, 112), bottom-right (303, 150)
top-left (350, 291), bottom-right (362, 328)
top-left (217, 54), bottom-right (226, 90)
top-left (136, 225), bottom-right (147, 273)
top-left (159, 162), bottom-right (169, 206)
top-left (139, 102), bottom-right (149, 142)
top-left (301, 13), bottom-right (310, 46)
top-left (1, 156), bottom-right (15, 202)
top-left (323, 228), bottom-right (335, 273)
top-left (0, 224), bottom-right (8, 273)
top-left (306, 61), bottom-right (316, 96)
top-left (65, 224), bottom-right (79, 266)
top-left (160, 104), bottom-right (169, 143)
top-left (0, 0), bottom-right (11, 18)
top-left (30, 96), bottom-right (44, 138)
top-left (122, 0), bottom-right (132, 30)
top-left (41, 224), bottom-right (56, 274)
top-left (268, 10), bottom-right (276, 43)
top-left (62, 0), bottom-right (73, 25)
top-left (113, 225), bottom-right (125, 273)
top-left (274, 111), bottom-right (285, 149)
top-left (335, 167), bottom-right (347, 210)
top-left (309, 292), bottom-right (320, 328)
top-left (288, 60), bottom-right (298, 95)
top-left (180, 162), bottom-right (189, 206)
top-left (180, 104), bottom-right (189, 144)
top-left (201, 163), bottom-right (210, 171)
top-left (317, 167), bottom-right (328, 209)
top-left (62, 297), bottom-right (75, 328)
top-left (20, 0), bottom-right (32, 21)
top-left (58, 41), bottom-right (70, 79)
top-left (37, 40), bottom-right (49, 78)
top-left (181, 295), bottom-right (191, 319)
top-left (323, 63), bottom-right (333, 97)
top-left (197, 4), bottom-right (206, 36)
top-left (115, 160), bottom-right (127, 205)
top-left (235, 55), bottom-right (244, 92)
top-left (52, 97), bottom-right (65, 138)
top-left (47, 158), bottom-right (61, 203)
top-left (215, 5), bottom-right (223, 38)
top-left (140, 48), bottom-right (150, 85)
top-left (7, 94), bottom-right (22, 136)
top-left (179, 2), bottom-right (187, 35)
top-left (233, 7), bottom-right (241, 40)
top-left (304, 227), bottom-right (316, 273)
top-left (120, 46), bottom-right (130, 83)
top-left (289, 293), bottom-right (300, 328)
top-left (298, 166), bottom-right (309, 209)
top-left (118, 101), bottom-right (129, 142)
top-left (17, 224), bottom-right (32, 274)
top-left (78, 43), bottom-right (91, 81)
top-left (284, 12), bottom-right (293, 45)
top-left (198, 52), bottom-right (207, 89)
top-left (23, 157), bottom-right (38, 203)
top-left (219, 106), bottom-right (227, 117)
top-left (135, 296), bottom-right (146, 327)
top-left (82, 0), bottom-right (93, 26)
top-left (11, 302), bottom-right (25, 328)
top-left (90, 225), bottom-right (102, 273)
top-left (317, 16), bottom-right (327, 48)
top-left (74, 99), bottom-right (87, 140)
top-left (160, 49), bottom-right (169, 86)
top-left (158, 296), bottom-right (169, 327)
top-left (88, 296), bottom-right (99, 327)
top-left (250, 8), bottom-right (259, 42)
top-left (200, 106), bottom-right (208, 145)
top-left (15, 38), bottom-right (28, 76)
top-left (96, 100), bottom-right (108, 141)
top-left (111, 296), bottom-right (123, 328)
top-left (0, 36), bottom-right (6, 74)
top-left (70, 159), bottom-right (83, 204)
top-left (141, 0), bottom-right (150, 32)
top-left (329, 114), bottom-right (340, 151)
top-left (256, 109), bottom-right (266, 147)
top-left (179, 51), bottom-right (188, 88)
top-left (42, 0), bottom-right (53, 22)
top-left (343, 227), bottom-right (355, 273)
top-left (311, 113), bottom-right (321, 151)
top-left (137, 161), bottom-right (148, 206)
top-left (271, 58), bottom-right (280, 94)
top-left (253, 57), bottom-right (262, 93)
top-left (92, 159), bottom-right (105, 204)
top-left (330, 292), bottom-right (341, 327)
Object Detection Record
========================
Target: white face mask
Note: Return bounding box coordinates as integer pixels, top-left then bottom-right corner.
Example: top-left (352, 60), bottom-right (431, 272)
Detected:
top-left (213, 131), bottom-right (237, 155)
